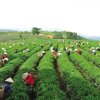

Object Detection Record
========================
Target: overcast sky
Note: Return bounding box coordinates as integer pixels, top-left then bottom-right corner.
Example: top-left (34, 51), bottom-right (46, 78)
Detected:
top-left (0, 0), bottom-right (100, 36)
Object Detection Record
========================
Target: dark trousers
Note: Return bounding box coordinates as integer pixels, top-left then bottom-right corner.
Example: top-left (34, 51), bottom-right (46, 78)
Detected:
top-left (28, 86), bottom-right (36, 100)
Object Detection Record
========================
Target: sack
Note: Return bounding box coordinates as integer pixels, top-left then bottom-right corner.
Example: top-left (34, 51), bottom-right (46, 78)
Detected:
top-left (0, 87), bottom-right (4, 99)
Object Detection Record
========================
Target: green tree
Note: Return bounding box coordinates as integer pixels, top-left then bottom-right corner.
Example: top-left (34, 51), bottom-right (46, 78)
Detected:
top-left (31, 27), bottom-right (41, 35)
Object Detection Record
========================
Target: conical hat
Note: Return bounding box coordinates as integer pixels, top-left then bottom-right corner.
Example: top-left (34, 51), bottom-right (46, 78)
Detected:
top-left (5, 77), bottom-right (14, 83)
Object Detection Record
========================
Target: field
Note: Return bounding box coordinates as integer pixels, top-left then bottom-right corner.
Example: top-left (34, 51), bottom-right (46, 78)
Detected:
top-left (0, 38), bottom-right (100, 100)
top-left (0, 34), bottom-right (32, 41)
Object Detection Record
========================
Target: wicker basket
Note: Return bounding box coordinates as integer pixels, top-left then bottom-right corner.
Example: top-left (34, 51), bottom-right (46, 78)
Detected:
top-left (33, 74), bottom-right (39, 81)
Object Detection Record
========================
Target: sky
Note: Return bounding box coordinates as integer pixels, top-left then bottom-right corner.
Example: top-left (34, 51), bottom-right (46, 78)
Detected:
top-left (0, 0), bottom-right (100, 36)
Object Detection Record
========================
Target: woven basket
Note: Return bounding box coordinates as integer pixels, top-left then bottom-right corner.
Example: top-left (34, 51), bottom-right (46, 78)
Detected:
top-left (33, 74), bottom-right (39, 81)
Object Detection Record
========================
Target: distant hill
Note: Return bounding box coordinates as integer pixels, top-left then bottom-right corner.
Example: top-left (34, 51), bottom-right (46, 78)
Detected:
top-left (86, 36), bottom-right (100, 40)
top-left (79, 34), bottom-right (100, 40)
top-left (0, 29), bottom-right (17, 32)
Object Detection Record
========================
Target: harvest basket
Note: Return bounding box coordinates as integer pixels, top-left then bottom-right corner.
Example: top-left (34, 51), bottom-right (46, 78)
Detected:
top-left (33, 74), bottom-right (39, 81)
top-left (31, 71), bottom-right (39, 81)
top-left (0, 87), bottom-right (4, 100)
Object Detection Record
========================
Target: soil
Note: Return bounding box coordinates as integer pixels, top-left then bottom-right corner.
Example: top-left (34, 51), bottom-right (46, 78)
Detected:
top-left (53, 58), bottom-right (71, 99)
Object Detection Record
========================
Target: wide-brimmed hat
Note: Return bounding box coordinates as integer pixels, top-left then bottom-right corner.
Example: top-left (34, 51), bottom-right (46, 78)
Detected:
top-left (51, 49), bottom-right (54, 53)
top-left (4, 52), bottom-right (7, 54)
top-left (42, 51), bottom-right (45, 54)
top-left (5, 77), bottom-right (14, 83)
top-left (22, 72), bottom-right (28, 80)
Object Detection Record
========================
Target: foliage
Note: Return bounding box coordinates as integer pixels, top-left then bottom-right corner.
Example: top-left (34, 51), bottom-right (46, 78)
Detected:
top-left (0, 38), bottom-right (100, 100)
top-left (32, 27), bottom-right (41, 35)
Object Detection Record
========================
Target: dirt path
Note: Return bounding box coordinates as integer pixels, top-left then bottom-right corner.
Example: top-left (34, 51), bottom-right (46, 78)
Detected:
top-left (53, 58), bottom-right (71, 99)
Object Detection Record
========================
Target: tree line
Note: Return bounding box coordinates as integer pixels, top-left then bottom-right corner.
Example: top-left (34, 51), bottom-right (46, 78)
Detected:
top-left (0, 27), bottom-right (85, 40)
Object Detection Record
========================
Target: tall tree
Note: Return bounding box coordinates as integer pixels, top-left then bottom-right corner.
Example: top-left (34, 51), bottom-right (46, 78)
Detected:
top-left (31, 27), bottom-right (41, 35)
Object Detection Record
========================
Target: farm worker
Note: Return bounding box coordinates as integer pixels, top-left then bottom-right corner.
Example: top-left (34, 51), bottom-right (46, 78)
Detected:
top-left (3, 77), bottom-right (14, 99)
top-left (22, 72), bottom-right (35, 100)
top-left (52, 49), bottom-right (58, 59)
top-left (81, 42), bottom-right (85, 45)
top-left (38, 51), bottom-right (45, 57)
top-left (77, 43), bottom-right (80, 47)
top-left (91, 47), bottom-right (94, 50)
top-left (57, 51), bottom-right (62, 57)
top-left (50, 47), bottom-right (55, 53)
top-left (41, 51), bottom-right (45, 56)
top-left (66, 50), bottom-right (70, 56)
top-left (76, 48), bottom-right (82, 55)
top-left (1, 52), bottom-right (9, 64)
top-left (89, 47), bottom-right (95, 54)
top-left (66, 49), bottom-right (72, 56)
top-left (26, 49), bottom-right (29, 52)
top-left (23, 49), bottom-right (29, 54)
top-left (22, 72), bottom-right (35, 87)
top-left (91, 49), bottom-right (96, 55)
top-left (50, 47), bottom-right (54, 51)
top-left (96, 47), bottom-right (100, 51)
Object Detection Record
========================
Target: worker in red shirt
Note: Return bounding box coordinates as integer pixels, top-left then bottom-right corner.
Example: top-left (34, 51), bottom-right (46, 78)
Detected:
top-left (23, 73), bottom-right (35, 86)
top-left (22, 72), bottom-right (35, 100)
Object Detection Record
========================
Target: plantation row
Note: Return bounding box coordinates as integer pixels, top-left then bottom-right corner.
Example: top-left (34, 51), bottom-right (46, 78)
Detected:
top-left (0, 39), bottom-right (100, 100)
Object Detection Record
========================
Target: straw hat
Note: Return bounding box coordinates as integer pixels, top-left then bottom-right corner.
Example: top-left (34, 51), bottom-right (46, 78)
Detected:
top-left (42, 51), bottom-right (45, 54)
top-left (51, 49), bottom-right (54, 53)
top-left (5, 77), bottom-right (14, 83)
top-left (4, 52), bottom-right (7, 54)
top-left (22, 72), bottom-right (28, 80)
top-left (75, 49), bottom-right (77, 51)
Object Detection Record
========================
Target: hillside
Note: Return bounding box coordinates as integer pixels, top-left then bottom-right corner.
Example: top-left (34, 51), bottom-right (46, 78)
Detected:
top-left (0, 29), bottom-right (85, 40)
